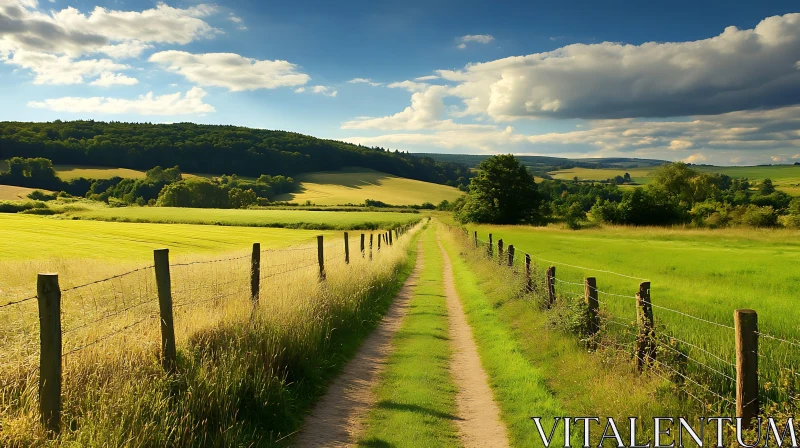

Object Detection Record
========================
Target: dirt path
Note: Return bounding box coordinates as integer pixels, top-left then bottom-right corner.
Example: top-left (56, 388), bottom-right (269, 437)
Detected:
top-left (292, 237), bottom-right (425, 447)
top-left (438, 239), bottom-right (510, 448)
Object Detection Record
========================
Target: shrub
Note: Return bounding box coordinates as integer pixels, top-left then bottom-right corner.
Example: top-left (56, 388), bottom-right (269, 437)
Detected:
top-left (26, 189), bottom-right (57, 201)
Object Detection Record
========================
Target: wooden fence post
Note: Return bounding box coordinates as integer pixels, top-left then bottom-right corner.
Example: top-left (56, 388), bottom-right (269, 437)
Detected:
top-left (585, 277), bottom-right (600, 338)
top-left (360, 233), bottom-right (365, 258)
top-left (388, 230), bottom-right (393, 246)
top-left (735, 309), bottom-right (759, 429)
top-left (497, 239), bottom-right (504, 265)
top-left (317, 236), bottom-right (326, 281)
top-left (251, 243), bottom-right (260, 304)
top-left (344, 232), bottom-right (350, 264)
top-left (154, 249), bottom-right (177, 373)
top-left (377, 233), bottom-right (382, 251)
top-left (525, 254), bottom-right (533, 293)
top-left (635, 281), bottom-right (654, 373)
top-left (507, 245), bottom-right (515, 267)
top-left (488, 234), bottom-right (493, 258)
top-left (474, 231), bottom-right (478, 248)
top-left (37, 273), bottom-right (61, 435)
top-left (546, 266), bottom-right (556, 307)
top-left (369, 234), bottom-right (373, 260)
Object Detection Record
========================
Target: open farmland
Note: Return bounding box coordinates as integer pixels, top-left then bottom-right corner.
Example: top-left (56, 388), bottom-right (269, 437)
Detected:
top-left (457, 222), bottom-right (800, 405)
top-left (0, 185), bottom-right (50, 200)
top-left (273, 168), bottom-right (464, 206)
top-left (61, 205), bottom-right (422, 230)
top-left (547, 164), bottom-right (800, 195)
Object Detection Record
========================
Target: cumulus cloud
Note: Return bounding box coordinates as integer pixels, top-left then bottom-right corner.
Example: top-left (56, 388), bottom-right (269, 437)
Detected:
top-left (89, 71), bottom-right (138, 86)
top-left (149, 51), bottom-right (310, 91)
top-left (98, 40), bottom-right (153, 59)
top-left (436, 13), bottom-right (800, 120)
top-left (5, 49), bottom-right (129, 84)
top-left (228, 13), bottom-right (246, 30)
top-left (684, 153), bottom-right (709, 163)
top-left (0, 0), bottom-right (219, 56)
top-left (415, 75), bottom-right (438, 81)
top-left (457, 34), bottom-right (494, 49)
top-left (386, 80), bottom-right (429, 92)
top-left (347, 77), bottom-right (382, 86)
top-left (28, 86), bottom-right (214, 115)
top-left (311, 85), bottom-right (337, 97)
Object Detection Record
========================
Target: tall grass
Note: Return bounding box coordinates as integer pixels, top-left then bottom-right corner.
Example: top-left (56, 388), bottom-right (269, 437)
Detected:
top-left (0, 226), bottom-right (420, 446)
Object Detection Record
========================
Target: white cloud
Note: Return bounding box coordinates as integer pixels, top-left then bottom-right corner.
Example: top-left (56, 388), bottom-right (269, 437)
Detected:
top-left (89, 71), bottom-right (138, 86)
top-left (387, 80), bottom-right (429, 92)
top-left (0, 1), bottom-right (219, 56)
top-left (435, 13), bottom-right (800, 120)
top-left (5, 49), bottom-right (129, 84)
top-left (684, 153), bottom-right (709, 163)
top-left (457, 34), bottom-right (494, 49)
top-left (294, 87), bottom-right (305, 93)
top-left (28, 86), bottom-right (214, 115)
top-left (228, 13), bottom-right (247, 30)
top-left (415, 75), bottom-right (438, 81)
top-left (149, 51), bottom-right (310, 91)
top-left (98, 40), bottom-right (153, 59)
top-left (311, 85), bottom-right (337, 97)
top-left (347, 77), bottom-right (382, 86)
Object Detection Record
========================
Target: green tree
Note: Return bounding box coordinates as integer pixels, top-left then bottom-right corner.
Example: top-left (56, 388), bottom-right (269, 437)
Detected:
top-left (454, 154), bottom-right (539, 224)
top-left (759, 178), bottom-right (776, 195)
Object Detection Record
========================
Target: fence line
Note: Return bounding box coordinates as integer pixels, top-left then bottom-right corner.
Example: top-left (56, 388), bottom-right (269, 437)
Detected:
top-left (452, 224), bottom-right (796, 427)
top-left (0, 222), bottom-right (419, 436)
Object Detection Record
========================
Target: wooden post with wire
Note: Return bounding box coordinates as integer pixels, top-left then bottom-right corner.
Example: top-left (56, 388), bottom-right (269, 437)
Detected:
top-left (585, 277), bottom-right (600, 338)
top-left (635, 281), bottom-right (654, 373)
top-left (474, 231), bottom-right (478, 248)
top-left (37, 273), bottom-right (62, 435)
top-left (488, 233), bottom-right (493, 258)
top-left (735, 309), bottom-right (759, 429)
top-left (507, 245), bottom-right (515, 267)
top-left (344, 232), bottom-right (350, 264)
top-left (497, 239), bottom-right (504, 265)
top-left (317, 236), bottom-right (326, 281)
top-left (525, 254), bottom-right (533, 293)
top-left (154, 249), bottom-right (177, 373)
top-left (251, 243), bottom-right (260, 304)
top-left (377, 233), bottom-right (382, 251)
top-left (360, 233), bottom-right (365, 258)
top-left (369, 234), bottom-right (373, 260)
top-left (545, 266), bottom-right (556, 307)
top-left (388, 230), bottom-right (393, 246)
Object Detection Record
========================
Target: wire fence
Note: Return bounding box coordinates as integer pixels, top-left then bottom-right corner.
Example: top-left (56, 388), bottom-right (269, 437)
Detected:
top-left (460, 226), bottom-right (799, 418)
top-left (0, 223), bottom-right (418, 435)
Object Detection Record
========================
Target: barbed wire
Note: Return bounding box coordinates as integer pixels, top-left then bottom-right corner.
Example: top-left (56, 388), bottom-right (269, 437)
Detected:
top-left (0, 295), bottom-right (37, 309)
top-left (171, 253), bottom-right (250, 267)
top-left (59, 265), bottom-right (152, 293)
top-left (755, 331), bottom-right (800, 350)
top-left (63, 297), bottom-right (158, 335)
top-left (63, 313), bottom-right (158, 357)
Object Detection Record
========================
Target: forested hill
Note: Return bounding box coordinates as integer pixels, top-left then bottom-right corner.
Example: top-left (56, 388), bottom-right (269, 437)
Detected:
top-left (0, 121), bottom-right (472, 188)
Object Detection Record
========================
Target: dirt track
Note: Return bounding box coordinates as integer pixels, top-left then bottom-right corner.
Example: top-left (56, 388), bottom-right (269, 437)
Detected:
top-left (292, 238), bottom-right (424, 447)
top-left (439, 239), bottom-right (510, 448)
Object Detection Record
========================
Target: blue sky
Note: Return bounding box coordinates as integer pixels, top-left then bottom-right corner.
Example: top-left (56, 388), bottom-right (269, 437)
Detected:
top-left (2, 0), bottom-right (800, 165)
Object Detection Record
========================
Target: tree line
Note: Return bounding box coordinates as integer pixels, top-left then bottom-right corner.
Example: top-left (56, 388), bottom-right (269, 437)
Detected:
top-left (452, 155), bottom-right (800, 228)
top-left (0, 120), bottom-right (473, 190)
top-left (0, 157), bottom-right (296, 209)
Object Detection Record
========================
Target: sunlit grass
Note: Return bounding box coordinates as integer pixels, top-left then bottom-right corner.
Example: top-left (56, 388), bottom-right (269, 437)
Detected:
top-left (0, 223), bottom-right (421, 446)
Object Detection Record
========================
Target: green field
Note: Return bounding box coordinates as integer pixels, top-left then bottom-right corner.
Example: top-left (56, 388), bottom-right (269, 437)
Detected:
top-left (458, 223), bottom-right (800, 402)
top-left (0, 185), bottom-right (51, 200)
top-left (548, 164), bottom-right (800, 195)
top-left (274, 168), bottom-right (464, 206)
top-left (0, 214), bottom-right (338, 262)
top-left (60, 206), bottom-right (421, 230)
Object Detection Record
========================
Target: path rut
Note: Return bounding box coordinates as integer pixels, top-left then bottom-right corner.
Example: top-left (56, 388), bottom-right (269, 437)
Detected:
top-left (438, 239), bottom-right (510, 448)
top-left (292, 237), bottom-right (424, 447)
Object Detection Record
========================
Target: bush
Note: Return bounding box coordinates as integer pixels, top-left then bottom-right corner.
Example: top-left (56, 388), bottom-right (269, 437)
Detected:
top-left (0, 200), bottom-right (48, 213)
top-left (26, 189), bottom-right (57, 201)
top-left (736, 205), bottom-right (778, 227)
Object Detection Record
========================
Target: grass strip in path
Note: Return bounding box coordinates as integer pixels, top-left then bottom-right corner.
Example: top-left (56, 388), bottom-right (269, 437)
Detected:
top-left (439, 228), bottom-right (564, 447)
top-left (358, 224), bottom-right (460, 447)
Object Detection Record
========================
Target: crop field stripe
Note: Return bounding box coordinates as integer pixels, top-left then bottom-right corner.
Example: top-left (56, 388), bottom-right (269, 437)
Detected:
top-left (439, 228), bottom-right (564, 447)
top-left (357, 225), bottom-right (461, 447)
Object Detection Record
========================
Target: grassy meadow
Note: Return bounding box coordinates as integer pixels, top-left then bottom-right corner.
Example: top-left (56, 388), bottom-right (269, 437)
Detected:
top-left (59, 206), bottom-right (422, 230)
top-left (0, 213), bottom-right (421, 445)
top-left (273, 168), bottom-right (464, 206)
top-left (455, 222), bottom-right (800, 406)
top-left (548, 164), bottom-right (800, 195)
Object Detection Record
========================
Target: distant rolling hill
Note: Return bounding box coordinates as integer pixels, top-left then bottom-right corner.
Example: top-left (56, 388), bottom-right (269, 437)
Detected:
top-left (421, 153), bottom-right (668, 171)
top-left (273, 168), bottom-right (464, 206)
